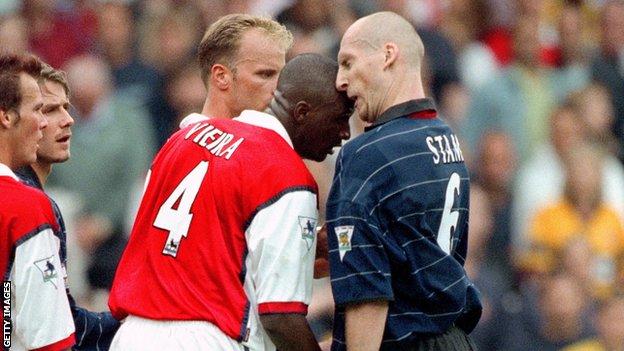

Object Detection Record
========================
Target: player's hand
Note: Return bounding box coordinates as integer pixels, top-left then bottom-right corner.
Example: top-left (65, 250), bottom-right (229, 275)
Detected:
top-left (314, 258), bottom-right (330, 279)
top-left (314, 224), bottom-right (330, 278)
top-left (316, 224), bottom-right (328, 260)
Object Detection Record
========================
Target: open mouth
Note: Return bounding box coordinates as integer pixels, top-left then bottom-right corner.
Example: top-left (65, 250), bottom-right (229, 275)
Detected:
top-left (57, 135), bottom-right (71, 143)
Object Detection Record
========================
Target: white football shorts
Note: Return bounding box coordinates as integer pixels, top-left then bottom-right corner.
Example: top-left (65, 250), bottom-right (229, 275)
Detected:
top-left (110, 315), bottom-right (246, 351)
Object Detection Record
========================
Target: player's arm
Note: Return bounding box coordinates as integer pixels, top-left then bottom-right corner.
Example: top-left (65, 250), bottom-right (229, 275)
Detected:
top-left (314, 224), bottom-right (330, 278)
top-left (260, 314), bottom-right (321, 351)
top-left (247, 188), bottom-right (320, 350)
top-left (12, 225), bottom-right (75, 351)
top-left (68, 293), bottom-right (120, 350)
top-left (345, 300), bottom-right (389, 351)
top-left (326, 198), bottom-right (393, 350)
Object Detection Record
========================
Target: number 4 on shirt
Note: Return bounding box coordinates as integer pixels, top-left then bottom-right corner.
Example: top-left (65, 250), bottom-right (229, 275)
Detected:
top-left (437, 172), bottom-right (460, 255)
top-left (153, 161), bottom-right (209, 257)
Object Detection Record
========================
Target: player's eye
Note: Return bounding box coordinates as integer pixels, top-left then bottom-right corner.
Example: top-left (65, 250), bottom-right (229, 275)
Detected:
top-left (258, 70), bottom-right (276, 79)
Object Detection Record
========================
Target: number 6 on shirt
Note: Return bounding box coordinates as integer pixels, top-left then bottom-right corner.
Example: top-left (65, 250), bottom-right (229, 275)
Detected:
top-left (153, 161), bottom-right (209, 257)
top-left (437, 172), bottom-right (460, 255)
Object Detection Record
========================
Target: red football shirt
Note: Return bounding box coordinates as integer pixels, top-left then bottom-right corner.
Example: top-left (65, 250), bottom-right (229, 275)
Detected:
top-left (109, 111), bottom-right (319, 350)
top-left (0, 164), bottom-right (75, 351)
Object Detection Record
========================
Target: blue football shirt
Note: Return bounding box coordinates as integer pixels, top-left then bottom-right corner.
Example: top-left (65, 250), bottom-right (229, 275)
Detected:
top-left (327, 99), bottom-right (482, 350)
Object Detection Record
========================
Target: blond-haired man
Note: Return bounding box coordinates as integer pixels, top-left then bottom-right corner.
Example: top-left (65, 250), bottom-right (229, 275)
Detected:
top-left (180, 13), bottom-right (292, 127)
top-left (108, 15), bottom-right (333, 351)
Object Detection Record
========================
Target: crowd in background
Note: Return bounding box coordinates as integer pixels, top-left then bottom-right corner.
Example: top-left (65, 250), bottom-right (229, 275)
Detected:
top-left (1, 0), bottom-right (623, 350)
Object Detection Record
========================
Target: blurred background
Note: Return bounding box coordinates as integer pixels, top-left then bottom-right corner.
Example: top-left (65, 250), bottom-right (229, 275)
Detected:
top-left (2, 0), bottom-right (623, 350)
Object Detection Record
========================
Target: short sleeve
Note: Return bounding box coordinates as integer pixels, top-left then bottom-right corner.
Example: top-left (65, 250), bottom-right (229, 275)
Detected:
top-left (327, 200), bottom-right (393, 306)
top-left (11, 226), bottom-right (75, 350)
top-left (246, 190), bottom-right (318, 315)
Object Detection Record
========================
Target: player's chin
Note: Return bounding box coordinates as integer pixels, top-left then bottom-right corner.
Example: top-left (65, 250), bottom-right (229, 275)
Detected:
top-left (38, 151), bottom-right (70, 164)
top-left (310, 152), bottom-right (328, 162)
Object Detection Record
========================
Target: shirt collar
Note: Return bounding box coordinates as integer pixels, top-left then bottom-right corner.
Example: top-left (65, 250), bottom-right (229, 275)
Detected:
top-left (179, 113), bottom-right (211, 129)
top-left (234, 110), bottom-right (293, 148)
top-left (366, 98), bottom-right (437, 131)
top-left (0, 163), bottom-right (18, 180)
top-left (179, 111), bottom-right (294, 148)
top-left (14, 165), bottom-right (42, 189)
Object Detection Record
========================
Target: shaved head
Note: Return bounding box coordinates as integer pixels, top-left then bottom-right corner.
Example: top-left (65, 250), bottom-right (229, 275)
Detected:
top-left (344, 11), bottom-right (425, 69)
top-left (336, 11), bottom-right (427, 122)
top-left (277, 53), bottom-right (341, 107)
top-left (270, 53), bottom-right (353, 162)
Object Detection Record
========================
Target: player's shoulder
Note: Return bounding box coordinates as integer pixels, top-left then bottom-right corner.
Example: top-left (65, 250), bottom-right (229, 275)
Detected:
top-left (0, 177), bottom-right (57, 238)
top-left (232, 121), bottom-right (317, 189)
top-left (222, 116), bottom-right (310, 171)
top-left (1, 176), bottom-right (50, 206)
top-left (242, 130), bottom-right (314, 187)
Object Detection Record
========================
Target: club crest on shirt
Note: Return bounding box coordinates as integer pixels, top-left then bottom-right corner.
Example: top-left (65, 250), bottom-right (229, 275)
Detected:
top-left (34, 256), bottom-right (59, 289)
top-left (298, 216), bottom-right (317, 251)
top-left (334, 225), bottom-right (354, 262)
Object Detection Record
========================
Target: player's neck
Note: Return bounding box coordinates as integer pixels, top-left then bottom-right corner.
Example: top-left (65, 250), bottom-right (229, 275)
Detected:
top-left (0, 138), bottom-right (18, 169)
top-left (201, 96), bottom-right (235, 119)
top-left (31, 162), bottom-right (52, 187)
top-left (0, 152), bottom-right (15, 170)
top-left (380, 73), bottom-right (426, 115)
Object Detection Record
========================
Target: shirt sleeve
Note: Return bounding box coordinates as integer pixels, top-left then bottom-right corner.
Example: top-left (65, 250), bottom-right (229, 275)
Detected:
top-left (327, 200), bottom-right (394, 306)
top-left (11, 226), bottom-right (75, 351)
top-left (245, 190), bottom-right (318, 315)
top-left (70, 294), bottom-right (120, 350)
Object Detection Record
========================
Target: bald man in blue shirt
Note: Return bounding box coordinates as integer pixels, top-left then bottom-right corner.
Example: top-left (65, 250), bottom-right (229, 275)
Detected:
top-left (327, 11), bottom-right (482, 351)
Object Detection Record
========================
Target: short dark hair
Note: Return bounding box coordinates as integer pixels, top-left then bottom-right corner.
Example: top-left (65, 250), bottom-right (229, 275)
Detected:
top-left (277, 53), bottom-right (342, 107)
top-left (39, 62), bottom-right (70, 96)
top-left (197, 14), bottom-right (292, 86)
top-left (0, 53), bottom-right (44, 112)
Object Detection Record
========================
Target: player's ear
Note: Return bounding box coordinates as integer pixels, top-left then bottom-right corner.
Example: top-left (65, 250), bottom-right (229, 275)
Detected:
top-left (211, 64), bottom-right (232, 90)
top-left (382, 42), bottom-right (399, 70)
top-left (292, 101), bottom-right (310, 123)
top-left (0, 109), bottom-right (13, 129)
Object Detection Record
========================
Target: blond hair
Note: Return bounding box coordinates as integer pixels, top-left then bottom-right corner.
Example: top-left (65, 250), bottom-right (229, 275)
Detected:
top-left (197, 14), bottom-right (293, 85)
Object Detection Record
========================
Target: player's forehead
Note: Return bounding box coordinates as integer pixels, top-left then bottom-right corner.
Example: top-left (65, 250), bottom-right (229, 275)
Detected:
top-left (338, 38), bottom-right (375, 62)
top-left (319, 96), bottom-right (353, 121)
top-left (41, 80), bottom-right (68, 103)
top-left (19, 73), bottom-right (42, 104)
top-left (237, 29), bottom-right (286, 63)
top-left (235, 56), bottom-right (284, 71)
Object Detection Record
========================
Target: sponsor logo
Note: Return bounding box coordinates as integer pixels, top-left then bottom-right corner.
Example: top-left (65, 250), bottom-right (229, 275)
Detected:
top-left (298, 216), bottom-right (317, 251)
top-left (34, 256), bottom-right (59, 289)
top-left (334, 226), bottom-right (354, 261)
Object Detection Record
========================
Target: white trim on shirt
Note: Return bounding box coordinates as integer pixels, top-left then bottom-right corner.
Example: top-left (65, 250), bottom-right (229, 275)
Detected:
top-left (0, 163), bottom-right (18, 180)
top-left (179, 111), bottom-right (293, 148)
top-left (234, 110), bottom-right (293, 148)
top-left (179, 113), bottom-right (211, 129)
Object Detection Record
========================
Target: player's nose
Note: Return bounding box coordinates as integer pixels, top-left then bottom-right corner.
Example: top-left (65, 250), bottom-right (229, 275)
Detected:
top-left (336, 72), bottom-right (348, 92)
top-left (62, 109), bottom-right (74, 128)
top-left (38, 111), bottom-right (48, 130)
